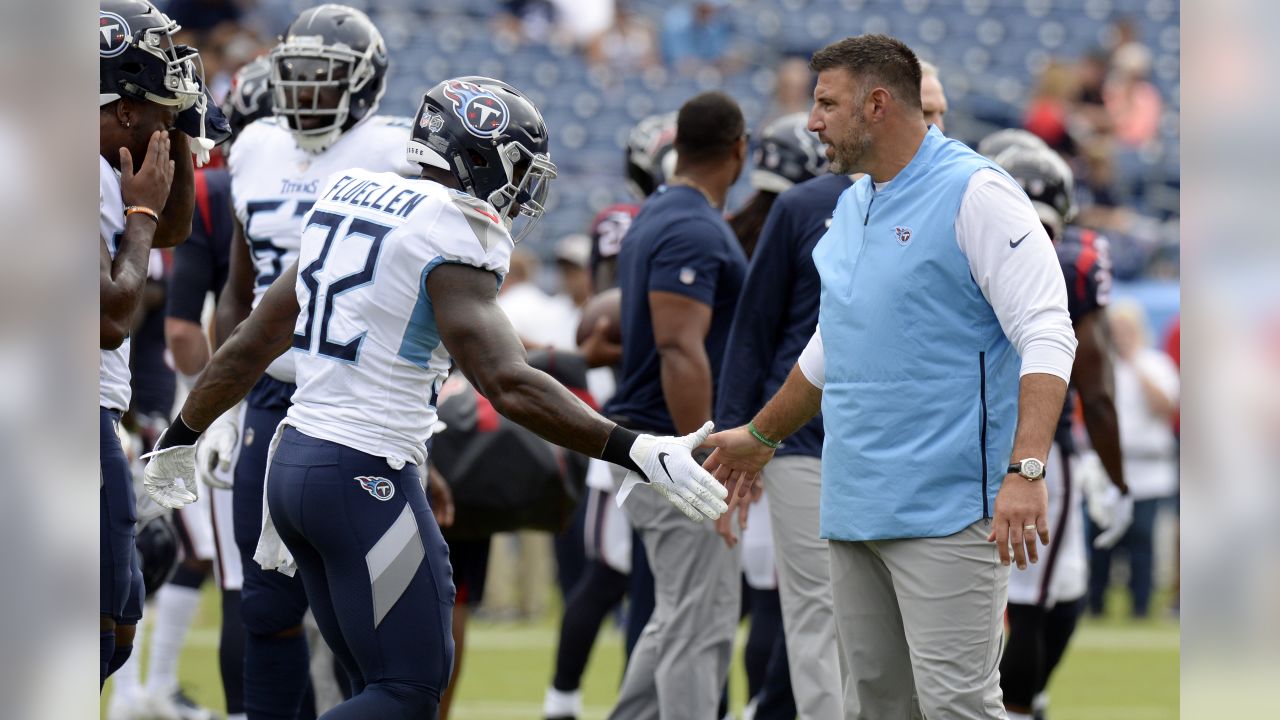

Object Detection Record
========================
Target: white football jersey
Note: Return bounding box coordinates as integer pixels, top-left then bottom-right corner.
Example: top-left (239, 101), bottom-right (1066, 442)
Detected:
top-left (99, 155), bottom-right (131, 412)
top-left (228, 116), bottom-right (417, 383)
top-left (286, 168), bottom-right (515, 467)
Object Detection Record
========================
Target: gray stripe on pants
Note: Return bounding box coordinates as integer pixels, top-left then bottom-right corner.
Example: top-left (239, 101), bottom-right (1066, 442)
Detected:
top-left (366, 504), bottom-right (425, 628)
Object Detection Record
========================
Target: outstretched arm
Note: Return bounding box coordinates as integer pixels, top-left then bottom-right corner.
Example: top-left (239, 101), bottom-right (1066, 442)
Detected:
top-left (429, 262), bottom-right (727, 521)
top-left (178, 262), bottom-right (300, 431)
top-left (429, 263), bottom-right (616, 456)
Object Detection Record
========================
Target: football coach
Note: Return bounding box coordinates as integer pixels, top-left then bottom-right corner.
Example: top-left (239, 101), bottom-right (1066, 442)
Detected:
top-left (704, 34), bottom-right (1077, 719)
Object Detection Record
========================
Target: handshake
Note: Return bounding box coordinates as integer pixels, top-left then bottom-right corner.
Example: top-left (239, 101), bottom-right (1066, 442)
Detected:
top-left (141, 412), bottom-right (732, 523)
top-left (618, 421), bottom-right (729, 522)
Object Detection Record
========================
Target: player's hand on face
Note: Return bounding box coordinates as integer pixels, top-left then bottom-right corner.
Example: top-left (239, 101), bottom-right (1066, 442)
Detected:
top-left (701, 425), bottom-right (772, 500)
top-left (141, 425), bottom-right (199, 509)
top-left (195, 411), bottom-right (239, 490)
top-left (623, 421), bottom-right (729, 522)
top-left (119, 130), bottom-right (175, 211)
top-left (986, 473), bottom-right (1050, 569)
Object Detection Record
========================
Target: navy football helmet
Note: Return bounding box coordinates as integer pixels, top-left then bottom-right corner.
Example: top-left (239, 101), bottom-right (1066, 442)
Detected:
top-left (993, 145), bottom-right (1077, 242)
top-left (408, 77), bottom-right (557, 244)
top-left (99, 0), bottom-right (202, 111)
top-left (270, 4), bottom-right (388, 153)
top-left (624, 112), bottom-right (678, 198)
top-left (223, 55), bottom-right (273, 141)
top-left (751, 112), bottom-right (828, 193)
top-left (977, 127), bottom-right (1049, 160)
top-left (135, 516), bottom-right (180, 597)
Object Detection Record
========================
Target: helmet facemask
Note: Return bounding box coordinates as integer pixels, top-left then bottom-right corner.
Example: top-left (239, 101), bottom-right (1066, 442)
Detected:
top-left (270, 38), bottom-right (376, 153)
top-left (486, 142), bottom-right (557, 244)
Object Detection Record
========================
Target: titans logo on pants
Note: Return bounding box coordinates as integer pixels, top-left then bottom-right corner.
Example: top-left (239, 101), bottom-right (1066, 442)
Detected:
top-left (357, 476), bottom-right (396, 501)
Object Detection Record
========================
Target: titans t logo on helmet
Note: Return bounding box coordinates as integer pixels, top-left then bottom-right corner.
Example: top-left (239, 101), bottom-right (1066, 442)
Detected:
top-left (442, 80), bottom-right (510, 139)
top-left (100, 11), bottom-right (131, 58)
top-left (357, 476), bottom-right (396, 501)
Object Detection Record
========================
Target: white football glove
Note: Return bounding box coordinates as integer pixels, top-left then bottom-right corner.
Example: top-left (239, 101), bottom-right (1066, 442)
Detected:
top-left (141, 427), bottom-right (199, 509)
top-left (616, 421), bottom-right (729, 522)
top-left (1077, 451), bottom-right (1134, 549)
top-left (197, 407), bottom-right (241, 490)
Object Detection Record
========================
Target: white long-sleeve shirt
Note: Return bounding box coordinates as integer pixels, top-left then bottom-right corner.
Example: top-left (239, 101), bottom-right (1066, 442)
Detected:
top-left (798, 169), bottom-right (1077, 388)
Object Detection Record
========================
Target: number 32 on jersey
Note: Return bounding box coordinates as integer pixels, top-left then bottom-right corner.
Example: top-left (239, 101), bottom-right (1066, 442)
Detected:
top-left (292, 210), bottom-right (389, 363)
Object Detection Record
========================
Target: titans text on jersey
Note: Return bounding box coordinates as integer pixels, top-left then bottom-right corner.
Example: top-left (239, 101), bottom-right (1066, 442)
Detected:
top-left (228, 115), bottom-right (416, 384)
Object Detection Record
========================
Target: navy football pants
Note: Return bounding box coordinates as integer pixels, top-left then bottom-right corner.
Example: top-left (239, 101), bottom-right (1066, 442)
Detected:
top-left (233, 381), bottom-right (312, 719)
top-left (267, 427), bottom-right (455, 719)
top-left (101, 407), bottom-right (144, 624)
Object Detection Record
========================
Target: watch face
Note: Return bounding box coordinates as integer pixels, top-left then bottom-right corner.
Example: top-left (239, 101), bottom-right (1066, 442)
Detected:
top-left (1023, 459), bottom-right (1044, 478)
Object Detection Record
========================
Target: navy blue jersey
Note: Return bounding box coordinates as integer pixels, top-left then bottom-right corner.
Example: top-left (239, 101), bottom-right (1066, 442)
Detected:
top-left (1055, 226), bottom-right (1112, 451)
top-left (166, 168), bottom-right (233, 323)
top-left (129, 253), bottom-right (175, 417)
top-left (716, 173), bottom-right (852, 458)
top-left (604, 185), bottom-right (747, 434)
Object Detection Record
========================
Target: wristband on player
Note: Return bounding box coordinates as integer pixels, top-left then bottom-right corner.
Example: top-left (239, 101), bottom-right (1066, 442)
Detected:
top-left (158, 415), bottom-right (203, 450)
top-left (600, 424), bottom-right (643, 475)
top-left (125, 205), bottom-right (160, 223)
top-left (748, 421), bottom-right (781, 449)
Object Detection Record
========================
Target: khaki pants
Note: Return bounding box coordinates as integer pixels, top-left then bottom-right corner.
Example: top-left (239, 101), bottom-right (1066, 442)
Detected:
top-left (829, 521), bottom-right (1009, 719)
top-left (608, 464), bottom-right (740, 720)
top-left (762, 456), bottom-right (843, 720)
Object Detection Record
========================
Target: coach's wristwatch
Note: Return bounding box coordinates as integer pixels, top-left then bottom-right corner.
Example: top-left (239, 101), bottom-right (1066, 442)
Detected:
top-left (1007, 458), bottom-right (1046, 481)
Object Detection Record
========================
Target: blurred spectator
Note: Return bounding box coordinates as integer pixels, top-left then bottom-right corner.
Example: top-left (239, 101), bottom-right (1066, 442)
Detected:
top-left (920, 61), bottom-right (948, 132)
top-left (1104, 42), bottom-right (1162, 148)
top-left (554, 234), bottom-right (594, 314)
top-left (495, 0), bottom-right (558, 44)
top-left (1024, 60), bottom-right (1079, 155)
top-left (498, 249), bottom-right (566, 350)
top-left (661, 0), bottom-right (736, 74)
top-left (1088, 301), bottom-right (1180, 619)
top-left (585, 2), bottom-right (658, 72)
top-left (550, 0), bottom-right (617, 49)
top-left (761, 57), bottom-right (813, 125)
top-left (1074, 50), bottom-right (1111, 135)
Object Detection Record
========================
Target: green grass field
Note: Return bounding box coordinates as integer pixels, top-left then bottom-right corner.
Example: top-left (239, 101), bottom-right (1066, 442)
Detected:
top-left (105, 586), bottom-right (1178, 719)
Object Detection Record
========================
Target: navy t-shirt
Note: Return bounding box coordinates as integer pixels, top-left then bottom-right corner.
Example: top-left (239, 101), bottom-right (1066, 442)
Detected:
top-left (716, 173), bottom-right (852, 458)
top-left (167, 168), bottom-right (233, 323)
top-left (604, 185), bottom-right (747, 434)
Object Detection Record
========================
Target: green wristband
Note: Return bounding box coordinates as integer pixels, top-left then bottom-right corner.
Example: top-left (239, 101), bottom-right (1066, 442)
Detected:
top-left (748, 422), bottom-right (781, 449)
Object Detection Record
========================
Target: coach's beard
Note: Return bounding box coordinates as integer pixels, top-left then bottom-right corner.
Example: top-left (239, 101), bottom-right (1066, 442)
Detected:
top-left (828, 131), bottom-right (873, 175)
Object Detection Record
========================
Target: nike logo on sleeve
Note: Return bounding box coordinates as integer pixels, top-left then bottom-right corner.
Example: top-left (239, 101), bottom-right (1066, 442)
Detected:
top-left (1009, 231), bottom-right (1031, 249)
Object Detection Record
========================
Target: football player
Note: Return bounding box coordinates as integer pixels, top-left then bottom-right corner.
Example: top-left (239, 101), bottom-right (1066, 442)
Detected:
top-left (143, 76), bottom-right (726, 718)
top-left (130, 58), bottom-right (276, 720)
top-left (197, 6), bottom-right (418, 717)
top-left (99, 0), bottom-right (204, 687)
top-left (991, 142), bottom-right (1133, 720)
top-left (728, 111), bottom-right (828, 259)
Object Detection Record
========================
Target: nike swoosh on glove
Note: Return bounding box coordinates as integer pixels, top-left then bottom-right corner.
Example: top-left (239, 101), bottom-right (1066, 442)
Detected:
top-left (141, 428), bottom-right (199, 509)
top-left (616, 421), bottom-right (729, 522)
top-left (196, 409), bottom-right (240, 490)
